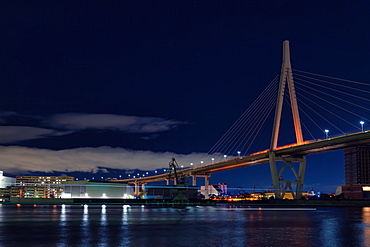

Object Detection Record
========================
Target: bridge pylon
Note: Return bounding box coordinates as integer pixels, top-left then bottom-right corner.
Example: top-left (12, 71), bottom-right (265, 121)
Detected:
top-left (269, 40), bottom-right (306, 199)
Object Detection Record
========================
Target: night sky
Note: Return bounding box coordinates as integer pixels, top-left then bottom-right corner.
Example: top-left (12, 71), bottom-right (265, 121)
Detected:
top-left (1, 1), bottom-right (370, 193)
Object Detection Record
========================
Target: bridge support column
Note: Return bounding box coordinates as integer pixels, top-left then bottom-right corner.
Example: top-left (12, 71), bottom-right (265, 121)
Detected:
top-left (166, 179), bottom-right (170, 185)
top-left (204, 175), bottom-right (210, 199)
top-left (192, 175), bottom-right (197, 186)
top-left (269, 152), bottom-right (306, 199)
top-left (134, 182), bottom-right (140, 197)
top-left (269, 152), bottom-right (281, 199)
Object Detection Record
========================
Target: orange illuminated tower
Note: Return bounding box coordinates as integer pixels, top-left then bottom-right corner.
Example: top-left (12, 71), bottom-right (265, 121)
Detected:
top-left (270, 40), bottom-right (303, 151)
top-left (269, 40), bottom-right (306, 199)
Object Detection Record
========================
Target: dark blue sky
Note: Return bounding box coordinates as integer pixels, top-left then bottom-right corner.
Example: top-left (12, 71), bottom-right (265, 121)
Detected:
top-left (0, 1), bottom-right (369, 193)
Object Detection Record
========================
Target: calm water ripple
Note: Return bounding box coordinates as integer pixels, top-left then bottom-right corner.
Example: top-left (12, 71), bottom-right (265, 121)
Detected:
top-left (0, 204), bottom-right (369, 247)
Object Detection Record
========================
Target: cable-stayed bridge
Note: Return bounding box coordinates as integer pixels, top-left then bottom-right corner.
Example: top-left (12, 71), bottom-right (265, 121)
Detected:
top-left (116, 41), bottom-right (370, 199)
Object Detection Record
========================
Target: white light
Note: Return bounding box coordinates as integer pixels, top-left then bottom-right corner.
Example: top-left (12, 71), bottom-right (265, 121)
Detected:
top-left (155, 171), bottom-right (157, 173)
top-left (224, 155), bottom-right (227, 158)
top-left (190, 163), bottom-right (193, 166)
top-left (361, 121), bottom-right (365, 132)
top-left (237, 151), bottom-right (241, 156)
top-left (325, 129), bottom-right (329, 133)
top-left (146, 172), bottom-right (149, 174)
top-left (181, 165), bottom-right (184, 168)
top-left (102, 193), bottom-right (107, 198)
top-left (85, 193), bottom-right (89, 198)
top-left (164, 169), bottom-right (166, 172)
top-left (200, 161), bottom-right (204, 164)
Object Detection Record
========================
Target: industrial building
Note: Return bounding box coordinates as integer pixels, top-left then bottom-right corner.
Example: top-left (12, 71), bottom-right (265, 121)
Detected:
top-left (61, 180), bottom-right (134, 199)
top-left (343, 146), bottom-right (370, 199)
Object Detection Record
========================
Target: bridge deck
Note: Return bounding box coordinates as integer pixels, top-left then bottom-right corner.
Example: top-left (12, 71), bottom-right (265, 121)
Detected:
top-left (112, 131), bottom-right (370, 184)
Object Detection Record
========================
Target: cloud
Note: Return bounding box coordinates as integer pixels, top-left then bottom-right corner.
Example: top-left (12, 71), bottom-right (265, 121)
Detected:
top-left (0, 146), bottom-right (208, 174)
top-left (0, 112), bottom-right (18, 124)
top-left (0, 126), bottom-right (71, 144)
top-left (0, 112), bottom-right (186, 143)
top-left (46, 113), bottom-right (186, 133)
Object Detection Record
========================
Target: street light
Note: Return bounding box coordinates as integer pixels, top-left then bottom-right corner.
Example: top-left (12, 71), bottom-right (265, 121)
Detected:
top-left (200, 161), bottom-right (204, 164)
top-left (237, 151), bottom-right (241, 157)
top-left (325, 129), bottom-right (329, 139)
top-left (360, 121), bottom-right (365, 132)
top-left (190, 163), bottom-right (193, 166)
top-left (224, 155), bottom-right (227, 159)
top-left (211, 158), bottom-right (215, 163)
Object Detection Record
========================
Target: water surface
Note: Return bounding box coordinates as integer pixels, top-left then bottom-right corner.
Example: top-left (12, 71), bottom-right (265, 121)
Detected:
top-left (0, 204), bottom-right (369, 247)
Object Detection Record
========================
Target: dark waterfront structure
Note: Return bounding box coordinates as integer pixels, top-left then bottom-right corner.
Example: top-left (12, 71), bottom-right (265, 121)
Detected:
top-left (343, 146), bottom-right (370, 199)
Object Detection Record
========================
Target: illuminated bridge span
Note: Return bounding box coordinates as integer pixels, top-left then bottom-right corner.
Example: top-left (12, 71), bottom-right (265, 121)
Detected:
top-left (115, 41), bottom-right (370, 199)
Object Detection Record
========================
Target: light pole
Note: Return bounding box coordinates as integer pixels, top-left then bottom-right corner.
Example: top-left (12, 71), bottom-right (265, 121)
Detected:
top-left (224, 154), bottom-right (227, 160)
top-left (200, 161), bottom-right (204, 165)
top-left (211, 158), bottom-right (214, 163)
top-left (237, 151), bottom-right (241, 157)
top-left (325, 129), bottom-right (329, 139)
top-left (360, 121), bottom-right (365, 132)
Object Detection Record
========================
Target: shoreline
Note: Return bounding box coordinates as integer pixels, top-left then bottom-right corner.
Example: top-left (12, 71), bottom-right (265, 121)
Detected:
top-left (3, 198), bottom-right (370, 207)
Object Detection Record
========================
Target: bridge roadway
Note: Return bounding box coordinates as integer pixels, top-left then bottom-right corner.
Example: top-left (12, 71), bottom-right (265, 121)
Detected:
top-left (112, 130), bottom-right (370, 184)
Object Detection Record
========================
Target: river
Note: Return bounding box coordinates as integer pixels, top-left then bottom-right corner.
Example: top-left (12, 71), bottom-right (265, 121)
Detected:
top-left (0, 204), bottom-right (369, 247)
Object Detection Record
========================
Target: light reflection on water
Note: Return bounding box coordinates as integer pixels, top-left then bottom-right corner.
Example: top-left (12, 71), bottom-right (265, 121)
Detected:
top-left (0, 205), bottom-right (369, 246)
